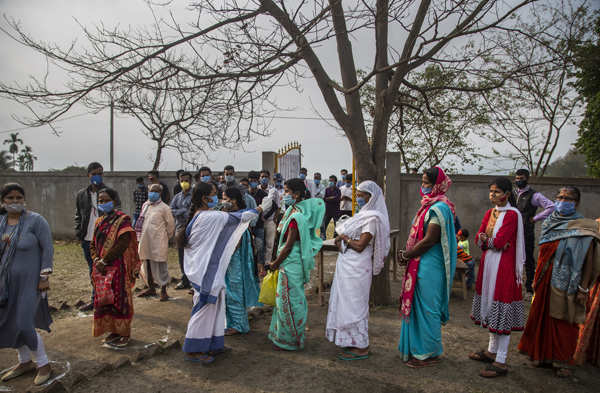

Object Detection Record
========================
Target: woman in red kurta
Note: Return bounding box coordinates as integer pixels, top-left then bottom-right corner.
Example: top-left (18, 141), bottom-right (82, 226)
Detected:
top-left (469, 178), bottom-right (525, 378)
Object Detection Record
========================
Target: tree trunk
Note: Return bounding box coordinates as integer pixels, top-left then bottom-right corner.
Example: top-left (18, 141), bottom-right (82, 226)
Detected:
top-left (152, 141), bottom-right (163, 170)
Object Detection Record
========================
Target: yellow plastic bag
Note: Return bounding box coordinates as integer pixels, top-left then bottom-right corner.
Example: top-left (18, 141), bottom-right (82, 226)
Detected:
top-left (258, 270), bottom-right (279, 306)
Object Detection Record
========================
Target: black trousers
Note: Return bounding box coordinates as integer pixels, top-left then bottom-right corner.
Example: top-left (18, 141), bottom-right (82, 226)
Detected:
top-left (524, 234), bottom-right (535, 292)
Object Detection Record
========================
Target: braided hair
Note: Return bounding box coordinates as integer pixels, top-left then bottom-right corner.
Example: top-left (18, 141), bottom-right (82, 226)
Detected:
top-left (176, 182), bottom-right (213, 248)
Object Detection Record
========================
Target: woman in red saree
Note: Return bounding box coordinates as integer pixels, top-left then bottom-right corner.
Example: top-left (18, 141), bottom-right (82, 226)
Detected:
top-left (90, 188), bottom-right (141, 348)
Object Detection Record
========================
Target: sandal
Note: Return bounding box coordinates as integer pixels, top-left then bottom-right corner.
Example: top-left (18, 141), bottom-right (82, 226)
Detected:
top-left (184, 354), bottom-right (215, 365)
top-left (102, 333), bottom-right (120, 344)
top-left (107, 336), bottom-right (130, 348)
top-left (1, 362), bottom-right (36, 382)
top-left (479, 363), bottom-right (508, 378)
top-left (337, 351), bottom-right (369, 361)
top-left (469, 350), bottom-right (494, 363)
top-left (33, 365), bottom-right (52, 386)
top-left (405, 357), bottom-right (440, 368)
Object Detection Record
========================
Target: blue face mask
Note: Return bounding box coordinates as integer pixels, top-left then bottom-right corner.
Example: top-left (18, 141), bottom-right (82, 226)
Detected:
top-left (250, 181), bottom-right (258, 189)
top-left (260, 177), bottom-right (269, 185)
top-left (299, 173), bottom-right (306, 180)
top-left (282, 194), bottom-right (295, 207)
top-left (329, 181), bottom-right (335, 188)
top-left (554, 200), bottom-right (576, 216)
top-left (90, 174), bottom-right (103, 186)
top-left (314, 179), bottom-right (321, 186)
top-left (137, 183), bottom-right (145, 189)
top-left (98, 201), bottom-right (114, 214)
top-left (225, 175), bottom-right (234, 183)
top-left (356, 197), bottom-right (366, 208)
top-left (275, 181), bottom-right (283, 188)
top-left (148, 191), bottom-right (160, 202)
top-left (207, 195), bottom-right (218, 209)
top-left (201, 175), bottom-right (211, 183)
top-left (421, 186), bottom-right (432, 195)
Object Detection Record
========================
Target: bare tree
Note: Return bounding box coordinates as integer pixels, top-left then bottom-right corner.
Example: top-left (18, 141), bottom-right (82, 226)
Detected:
top-left (1, 0), bottom-right (551, 304)
top-left (476, 0), bottom-right (590, 176)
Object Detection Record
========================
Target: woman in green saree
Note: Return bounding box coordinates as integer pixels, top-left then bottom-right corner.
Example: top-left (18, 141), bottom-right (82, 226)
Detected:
top-left (266, 178), bottom-right (325, 350)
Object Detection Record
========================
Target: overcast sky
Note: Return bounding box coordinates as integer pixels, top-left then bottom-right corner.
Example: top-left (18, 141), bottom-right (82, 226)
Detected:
top-left (0, 0), bottom-right (581, 177)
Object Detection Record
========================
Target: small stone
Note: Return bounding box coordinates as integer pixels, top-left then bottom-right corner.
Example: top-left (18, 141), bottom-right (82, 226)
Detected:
top-left (112, 356), bottom-right (131, 370)
top-left (74, 300), bottom-right (85, 308)
top-left (160, 339), bottom-right (181, 351)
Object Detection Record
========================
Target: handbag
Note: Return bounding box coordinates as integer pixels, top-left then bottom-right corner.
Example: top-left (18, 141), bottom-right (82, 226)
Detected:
top-left (258, 270), bottom-right (279, 306)
top-left (93, 266), bottom-right (118, 308)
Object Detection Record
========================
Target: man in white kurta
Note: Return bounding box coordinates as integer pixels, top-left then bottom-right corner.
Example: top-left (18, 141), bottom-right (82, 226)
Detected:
top-left (137, 185), bottom-right (175, 300)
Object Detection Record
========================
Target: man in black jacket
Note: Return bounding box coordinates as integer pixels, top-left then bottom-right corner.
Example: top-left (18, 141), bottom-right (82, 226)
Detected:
top-left (74, 162), bottom-right (121, 311)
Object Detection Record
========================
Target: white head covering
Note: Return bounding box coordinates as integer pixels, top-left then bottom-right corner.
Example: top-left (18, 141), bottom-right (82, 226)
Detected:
top-left (336, 180), bottom-right (391, 274)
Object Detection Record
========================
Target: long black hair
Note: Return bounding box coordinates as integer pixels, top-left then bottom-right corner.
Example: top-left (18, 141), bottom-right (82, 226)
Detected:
top-left (177, 182), bottom-right (213, 248)
top-left (285, 178), bottom-right (308, 201)
top-left (489, 177), bottom-right (516, 206)
top-left (224, 187), bottom-right (246, 210)
top-left (0, 183), bottom-right (26, 214)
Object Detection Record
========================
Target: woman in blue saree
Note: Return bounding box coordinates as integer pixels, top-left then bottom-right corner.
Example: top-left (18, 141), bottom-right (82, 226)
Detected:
top-left (398, 167), bottom-right (457, 367)
top-left (266, 178), bottom-right (325, 350)
top-left (222, 187), bottom-right (260, 335)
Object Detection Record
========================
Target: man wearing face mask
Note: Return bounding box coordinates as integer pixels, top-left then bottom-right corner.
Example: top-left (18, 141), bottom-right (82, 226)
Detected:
top-left (339, 174), bottom-right (353, 218)
top-left (136, 184), bottom-right (175, 300)
top-left (513, 168), bottom-right (555, 294)
top-left (75, 162), bottom-right (121, 312)
top-left (170, 172), bottom-right (193, 290)
top-left (337, 169), bottom-right (348, 188)
top-left (299, 167), bottom-right (311, 197)
top-left (147, 170), bottom-right (171, 204)
top-left (309, 172), bottom-right (326, 200)
top-left (223, 165), bottom-right (239, 191)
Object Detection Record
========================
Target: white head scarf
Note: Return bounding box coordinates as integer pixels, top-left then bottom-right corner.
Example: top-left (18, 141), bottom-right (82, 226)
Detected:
top-left (336, 180), bottom-right (391, 274)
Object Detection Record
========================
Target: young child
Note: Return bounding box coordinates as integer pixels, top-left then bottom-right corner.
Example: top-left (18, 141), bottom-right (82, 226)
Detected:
top-left (456, 229), bottom-right (474, 289)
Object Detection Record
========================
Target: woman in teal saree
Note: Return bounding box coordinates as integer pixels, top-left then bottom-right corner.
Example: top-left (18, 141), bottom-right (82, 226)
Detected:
top-left (398, 167), bottom-right (457, 367)
top-left (266, 178), bottom-right (325, 350)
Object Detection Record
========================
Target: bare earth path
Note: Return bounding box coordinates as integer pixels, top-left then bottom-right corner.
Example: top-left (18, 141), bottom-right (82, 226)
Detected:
top-left (1, 246), bottom-right (599, 392)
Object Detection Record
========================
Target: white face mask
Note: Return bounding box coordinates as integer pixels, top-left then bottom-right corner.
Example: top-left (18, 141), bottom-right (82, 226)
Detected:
top-left (4, 203), bottom-right (25, 214)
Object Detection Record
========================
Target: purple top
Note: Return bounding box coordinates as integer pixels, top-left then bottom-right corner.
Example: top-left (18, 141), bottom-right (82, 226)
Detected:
top-left (324, 186), bottom-right (341, 216)
top-left (517, 186), bottom-right (555, 222)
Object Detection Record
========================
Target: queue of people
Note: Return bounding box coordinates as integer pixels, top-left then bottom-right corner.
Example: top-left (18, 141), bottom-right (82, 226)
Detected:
top-left (1, 162), bottom-right (599, 387)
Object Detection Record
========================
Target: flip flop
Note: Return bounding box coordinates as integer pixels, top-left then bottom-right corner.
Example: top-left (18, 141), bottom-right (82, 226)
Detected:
top-left (479, 363), bottom-right (508, 378)
top-left (469, 350), bottom-right (494, 363)
top-left (184, 354), bottom-right (215, 365)
top-left (337, 351), bottom-right (369, 361)
top-left (1, 362), bottom-right (37, 382)
top-left (405, 357), bottom-right (440, 368)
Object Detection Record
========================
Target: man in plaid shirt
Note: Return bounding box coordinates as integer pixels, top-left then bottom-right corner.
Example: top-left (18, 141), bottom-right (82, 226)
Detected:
top-left (133, 176), bottom-right (147, 225)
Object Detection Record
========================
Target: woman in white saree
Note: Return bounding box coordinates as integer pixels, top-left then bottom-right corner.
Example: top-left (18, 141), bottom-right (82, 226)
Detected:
top-left (326, 180), bottom-right (390, 360)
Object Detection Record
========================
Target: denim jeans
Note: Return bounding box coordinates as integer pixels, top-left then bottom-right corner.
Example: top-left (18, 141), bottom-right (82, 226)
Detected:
top-left (81, 240), bottom-right (95, 303)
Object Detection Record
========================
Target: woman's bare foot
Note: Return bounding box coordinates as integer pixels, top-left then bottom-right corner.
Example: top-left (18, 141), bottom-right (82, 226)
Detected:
top-left (224, 328), bottom-right (241, 336)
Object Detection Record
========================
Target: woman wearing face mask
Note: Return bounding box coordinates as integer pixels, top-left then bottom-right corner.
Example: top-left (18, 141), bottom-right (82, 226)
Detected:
top-left (326, 181), bottom-right (390, 360)
top-left (222, 187), bottom-right (261, 336)
top-left (468, 177), bottom-right (525, 378)
top-left (267, 178), bottom-right (325, 351)
top-left (0, 183), bottom-right (54, 386)
top-left (136, 184), bottom-right (175, 301)
top-left (519, 186), bottom-right (600, 376)
top-left (397, 167), bottom-right (457, 368)
top-left (178, 182), bottom-right (271, 364)
top-left (90, 188), bottom-right (141, 348)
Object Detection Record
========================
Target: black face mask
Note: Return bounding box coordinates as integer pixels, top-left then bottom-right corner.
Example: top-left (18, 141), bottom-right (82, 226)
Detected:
top-left (515, 179), bottom-right (528, 189)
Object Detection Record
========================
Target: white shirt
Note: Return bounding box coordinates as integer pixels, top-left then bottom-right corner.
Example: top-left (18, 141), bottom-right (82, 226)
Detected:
top-left (309, 181), bottom-right (326, 199)
top-left (84, 193), bottom-right (98, 241)
top-left (340, 184), bottom-right (353, 211)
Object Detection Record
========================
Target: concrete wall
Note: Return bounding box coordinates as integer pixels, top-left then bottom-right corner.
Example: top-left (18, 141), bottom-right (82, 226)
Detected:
top-left (0, 171), bottom-right (245, 239)
top-left (2, 170), bottom-right (600, 245)
top-left (391, 174), bottom-right (600, 259)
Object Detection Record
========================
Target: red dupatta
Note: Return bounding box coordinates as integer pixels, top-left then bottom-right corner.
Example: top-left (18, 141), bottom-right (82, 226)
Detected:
top-left (400, 167), bottom-right (455, 319)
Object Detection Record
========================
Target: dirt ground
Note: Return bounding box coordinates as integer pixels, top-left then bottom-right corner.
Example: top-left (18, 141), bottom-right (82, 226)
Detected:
top-left (2, 243), bottom-right (600, 393)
